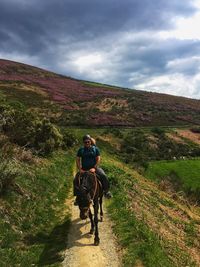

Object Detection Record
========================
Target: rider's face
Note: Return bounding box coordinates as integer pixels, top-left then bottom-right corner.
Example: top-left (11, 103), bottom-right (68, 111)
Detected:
top-left (84, 139), bottom-right (91, 147)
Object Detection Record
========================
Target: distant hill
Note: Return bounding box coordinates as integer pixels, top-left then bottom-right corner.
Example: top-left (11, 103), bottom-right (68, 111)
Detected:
top-left (0, 58), bottom-right (200, 127)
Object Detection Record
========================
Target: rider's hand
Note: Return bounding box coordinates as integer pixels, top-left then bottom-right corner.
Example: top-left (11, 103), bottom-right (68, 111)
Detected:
top-left (89, 168), bottom-right (96, 173)
top-left (80, 169), bottom-right (85, 173)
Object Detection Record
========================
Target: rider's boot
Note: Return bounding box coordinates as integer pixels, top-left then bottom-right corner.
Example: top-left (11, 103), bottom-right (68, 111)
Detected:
top-left (104, 191), bottom-right (112, 199)
top-left (74, 197), bottom-right (79, 206)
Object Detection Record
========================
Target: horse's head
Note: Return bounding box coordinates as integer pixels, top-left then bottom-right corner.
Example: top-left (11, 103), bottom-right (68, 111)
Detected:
top-left (77, 172), bottom-right (95, 220)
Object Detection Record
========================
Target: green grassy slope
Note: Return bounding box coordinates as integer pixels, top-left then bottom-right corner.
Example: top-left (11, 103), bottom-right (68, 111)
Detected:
top-left (0, 150), bottom-right (75, 267)
top-left (144, 159), bottom-right (200, 202)
top-left (102, 153), bottom-right (200, 267)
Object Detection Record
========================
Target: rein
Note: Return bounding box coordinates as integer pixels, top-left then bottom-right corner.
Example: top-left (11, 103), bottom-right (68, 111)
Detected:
top-left (91, 172), bottom-right (98, 204)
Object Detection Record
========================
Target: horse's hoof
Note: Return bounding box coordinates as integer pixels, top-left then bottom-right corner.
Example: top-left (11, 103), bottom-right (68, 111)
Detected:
top-left (94, 239), bottom-right (100, 246)
top-left (89, 229), bottom-right (94, 234)
top-left (100, 216), bottom-right (103, 222)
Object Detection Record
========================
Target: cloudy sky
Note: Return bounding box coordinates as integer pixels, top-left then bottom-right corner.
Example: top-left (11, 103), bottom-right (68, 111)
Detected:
top-left (1, 0), bottom-right (200, 99)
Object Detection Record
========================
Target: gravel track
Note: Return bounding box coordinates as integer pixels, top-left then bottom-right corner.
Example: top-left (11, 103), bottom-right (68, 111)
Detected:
top-left (62, 199), bottom-right (121, 267)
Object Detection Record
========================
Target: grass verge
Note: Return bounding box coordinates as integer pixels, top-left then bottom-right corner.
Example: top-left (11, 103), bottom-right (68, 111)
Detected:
top-left (103, 158), bottom-right (175, 267)
top-left (0, 150), bottom-right (75, 267)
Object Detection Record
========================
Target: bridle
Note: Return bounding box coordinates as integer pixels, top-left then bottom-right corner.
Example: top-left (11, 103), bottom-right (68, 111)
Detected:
top-left (78, 171), bottom-right (98, 206)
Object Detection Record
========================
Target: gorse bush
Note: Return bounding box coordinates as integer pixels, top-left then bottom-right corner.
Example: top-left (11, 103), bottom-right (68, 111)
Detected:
top-left (2, 107), bottom-right (62, 155)
top-left (32, 118), bottom-right (63, 155)
top-left (1, 106), bottom-right (37, 147)
top-left (0, 158), bottom-right (21, 194)
top-left (0, 103), bottom-right (76, 155)
top-left (61, 129), bottom-right (78, 148)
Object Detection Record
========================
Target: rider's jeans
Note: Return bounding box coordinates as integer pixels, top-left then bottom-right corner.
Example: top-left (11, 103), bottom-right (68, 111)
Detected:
top-left (95, 167), bottom-right (110, 192)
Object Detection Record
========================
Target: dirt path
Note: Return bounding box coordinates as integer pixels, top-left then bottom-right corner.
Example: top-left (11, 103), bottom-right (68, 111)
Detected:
top-left (62, 198), bottom-right (121, 267)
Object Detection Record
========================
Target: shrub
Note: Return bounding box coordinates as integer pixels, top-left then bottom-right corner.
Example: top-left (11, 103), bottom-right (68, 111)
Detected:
top-left (0, 159), bottom-right (21, 194)
top-left (32, 118), bottom-right (63, 155)
top-left (121, 130), bottom-right (152, 170)
top-left (1, 104), bottom-right (64, 155)
top-left (103, 128), bottom-right (123, 138)
top-left (120, 128), bottom-right (199, 167)
top-left (151, 127), bottom-right (165, 136)
top-left (190, 147), bottom-right (200, 157)
top-left (122, 130), bottom-right (150, 153)
top-left (2, 108), bottom-right (37, 147)
top-left (61, 129), bottom-right (78, 148)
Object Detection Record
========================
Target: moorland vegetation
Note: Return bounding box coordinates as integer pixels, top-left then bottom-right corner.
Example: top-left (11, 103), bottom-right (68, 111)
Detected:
top-left (0, 59), bottom-right (200, 127)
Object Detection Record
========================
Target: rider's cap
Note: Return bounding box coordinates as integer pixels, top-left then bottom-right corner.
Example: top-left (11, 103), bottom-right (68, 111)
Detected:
top-left (83, 134), bottom-right (91, 141)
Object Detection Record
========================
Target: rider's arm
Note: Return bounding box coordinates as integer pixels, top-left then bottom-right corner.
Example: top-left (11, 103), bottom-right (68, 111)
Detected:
top-left (94, 155), bottom-right (100, 168)
top-left (89, 156), bottom-right (100, 172)
top-left (76, 157), bottom-right (82, 172)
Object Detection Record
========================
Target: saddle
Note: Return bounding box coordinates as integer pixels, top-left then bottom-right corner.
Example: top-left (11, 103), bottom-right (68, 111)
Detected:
top-left (75, 170), bottom-right (101, 186)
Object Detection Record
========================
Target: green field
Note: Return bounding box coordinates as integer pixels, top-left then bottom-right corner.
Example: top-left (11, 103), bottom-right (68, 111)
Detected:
top-left (145, 159), bottom-right (200, 200)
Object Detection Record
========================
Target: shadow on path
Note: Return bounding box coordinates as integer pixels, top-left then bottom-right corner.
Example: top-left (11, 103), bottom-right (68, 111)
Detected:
top-left (66, 215), bottom-right (104, 249)
top-left (25, 217), bottom-right (70, 266)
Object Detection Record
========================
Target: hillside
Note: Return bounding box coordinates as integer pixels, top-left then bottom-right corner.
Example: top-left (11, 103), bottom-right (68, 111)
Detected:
top-left (0, 59), bottom-right (200, 127)
top-left (0, 58), bottom-right (200, 266)
top-left (104, 154), bottom-right (200, 267)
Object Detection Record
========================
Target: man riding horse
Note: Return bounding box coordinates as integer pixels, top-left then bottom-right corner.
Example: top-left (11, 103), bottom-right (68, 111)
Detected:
top-left (74, 134), bottom-right (112, 205)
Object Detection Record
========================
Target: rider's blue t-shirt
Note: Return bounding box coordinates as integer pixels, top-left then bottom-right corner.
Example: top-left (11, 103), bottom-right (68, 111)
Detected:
top-left (77, 146), bottom-right (100, 171)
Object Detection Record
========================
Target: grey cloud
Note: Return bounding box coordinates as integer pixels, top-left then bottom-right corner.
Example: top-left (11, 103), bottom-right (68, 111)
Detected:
top-left (167, 59), bottom-right (200, 77)
top-left (0, 0), bottom-right (196, 54)
top-left (77, 35), bottom-right (200, 90)
top-left (118, 37), bottom-right (200, 76)
top-left (0, 0), bottom-right (199, 99)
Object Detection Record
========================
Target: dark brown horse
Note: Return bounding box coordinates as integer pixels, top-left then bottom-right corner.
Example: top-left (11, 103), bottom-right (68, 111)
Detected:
top-left (75, 171), bottom-right (103, 246)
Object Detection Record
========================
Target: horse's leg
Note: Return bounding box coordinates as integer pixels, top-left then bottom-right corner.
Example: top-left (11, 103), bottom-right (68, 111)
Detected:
top-left (99, 195), bottom-right (103, 222)
top-left (89, 208), bottom-right (94, 234)
top-left (93, 200), bottom-right (100, 246)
